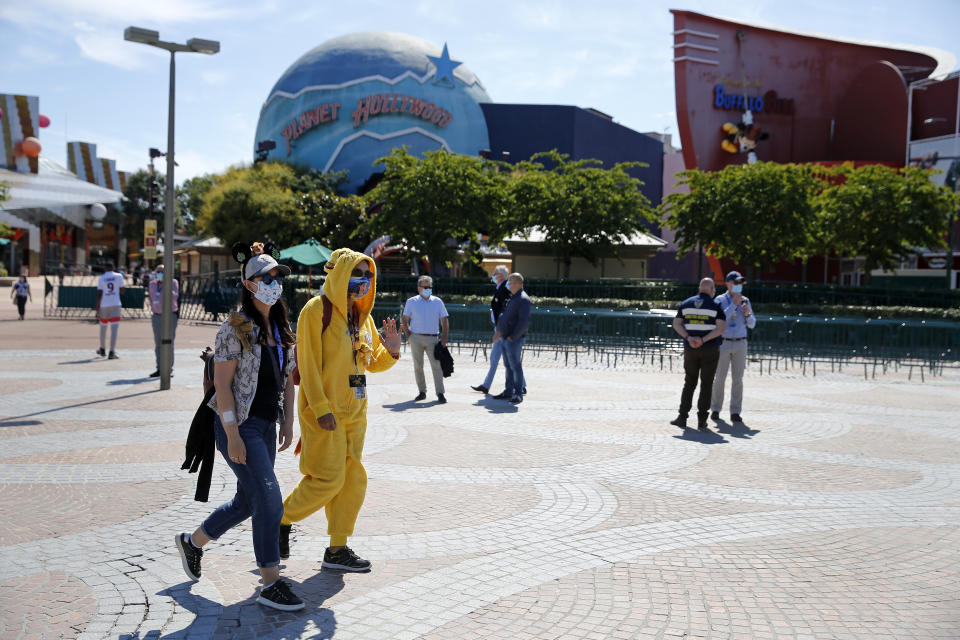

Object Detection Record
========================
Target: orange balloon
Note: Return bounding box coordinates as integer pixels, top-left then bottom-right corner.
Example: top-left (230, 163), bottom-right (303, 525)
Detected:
top-left (22, 137), bottom-right (42, 158)
top-left (39, 115), bottom-right (50, 128)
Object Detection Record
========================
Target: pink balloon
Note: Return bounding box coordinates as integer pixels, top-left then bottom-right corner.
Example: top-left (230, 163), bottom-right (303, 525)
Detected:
top-left (39, 114), bottom-right (50, 128)
top-left (22, 137), bottom-right (42, 158)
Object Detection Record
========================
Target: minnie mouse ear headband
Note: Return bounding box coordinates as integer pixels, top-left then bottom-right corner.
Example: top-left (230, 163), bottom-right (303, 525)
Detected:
top-left (232, 241), bottom-right (291, 281)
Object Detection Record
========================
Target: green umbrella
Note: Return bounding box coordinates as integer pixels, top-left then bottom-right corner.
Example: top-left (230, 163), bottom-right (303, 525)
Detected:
top-left (278, 238), bottom-right (333, 296)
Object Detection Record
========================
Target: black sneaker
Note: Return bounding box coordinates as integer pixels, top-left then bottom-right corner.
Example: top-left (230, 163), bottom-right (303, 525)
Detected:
top-left (698, 422), bottom-right (710, 431)
top-left (710, 411), bottom-right (720, 421)
top-left (492, 391), bottom-right (511, 400)
top-left (96, 348), bottom-right (106, 357)
top-left (108, 351), bottom-right (119, 360)
top-left (414, 391), bottom-right (426, 401)
top-left (669, 416), bottom-right (687, 429)
top-left (437, 394), bottom-right (447, 404)
top-left (175, 533), bottom-right (202, 581)
top-left (149, 370), bottom-right (160, 378)
top-left (257, 579), bottom-right (304, 611)
top-left (730, 414), bottom-right (743, 423)
top-left (279, 524), bottom-right (292, 559)
top-left (470, 384), bottom-right (488, 393)
top-left (509, 395), bottom-right (523, 404)
top-left (322, 546), bottom-right (371, 572)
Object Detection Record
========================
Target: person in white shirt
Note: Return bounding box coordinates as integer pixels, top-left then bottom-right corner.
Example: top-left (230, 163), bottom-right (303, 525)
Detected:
top-left (710, 270), bottom-right (757, 424)
top-left (11, 275), bottom-right (32, 320)
top-left (96, 262), bottom-right (126, 359)
top-left (148, 264), bottom-right (180, 377)
top-left (401, 275), bottom-right (450, 403)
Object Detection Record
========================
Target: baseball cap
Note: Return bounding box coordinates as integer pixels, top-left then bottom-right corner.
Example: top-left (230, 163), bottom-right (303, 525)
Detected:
top-left (725, 270), bottom-right (746, 283)
top-left (244, 253), bottom-right (291, 281)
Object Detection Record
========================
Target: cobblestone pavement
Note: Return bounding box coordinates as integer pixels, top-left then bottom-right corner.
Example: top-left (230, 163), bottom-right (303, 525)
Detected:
top-left (1, 311), bottom-right (959, 639)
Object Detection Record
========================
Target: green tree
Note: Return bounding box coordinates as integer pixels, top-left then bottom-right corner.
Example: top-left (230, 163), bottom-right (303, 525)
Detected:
top-left (289, 166), bottom-right (350, 196)
top-left (511, 150), bottom-right (657, 278)
top-left (176, 174), bottom-right (216, 235)
top-left (816, 164), bottom-right (959, 275)
top-left (362, 148), bottom-right (514, 268)
top-left (0, 181), bottom-right (11, 237)
top-left (294, 191), bottom-right (372, 251)
top-left (119, 169), bottom-right (181, 242)
top-left (197, 162), bottom-right (302, 247)
top-left (663, 162), bottom-right (822, 272)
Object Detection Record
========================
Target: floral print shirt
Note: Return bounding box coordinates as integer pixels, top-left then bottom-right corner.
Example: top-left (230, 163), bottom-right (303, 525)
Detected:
top-left (206, 312), bottom-right (296, 425)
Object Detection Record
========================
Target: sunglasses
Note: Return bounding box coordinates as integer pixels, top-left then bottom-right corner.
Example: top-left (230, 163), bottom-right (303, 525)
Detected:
top-left (257, 273), bottom-right (284, 285)
top-left (352, 270), bottom-right (373, 278)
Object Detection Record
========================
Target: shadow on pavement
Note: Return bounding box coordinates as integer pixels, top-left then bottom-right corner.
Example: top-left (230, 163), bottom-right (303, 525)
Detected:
top-left (107, 377), bottom-right (155, 385)
top-left (120, 574), bottom-right (342, 639)
top-left (0, 419), bottom-right (43, 427)
top-left (58, 358), bottom-right (102, 365)
top-left (672, 427), bottom-right (727, 444)
top-left (383, 398), bottom-right (444, 411)
top-left (714, 419), bottom-right (761, 439)
top-left (0, 389), bottom-right (160, 422)
top-left (474, 397), bottom-right (519, 414)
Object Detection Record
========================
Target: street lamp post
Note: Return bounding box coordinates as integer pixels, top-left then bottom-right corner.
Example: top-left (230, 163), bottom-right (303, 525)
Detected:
top-left (124, 27), bottom-right (219, 391)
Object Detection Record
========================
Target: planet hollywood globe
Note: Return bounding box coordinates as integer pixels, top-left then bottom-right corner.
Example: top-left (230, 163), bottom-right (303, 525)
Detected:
top-left (254, 32), bottom-right (492, 192)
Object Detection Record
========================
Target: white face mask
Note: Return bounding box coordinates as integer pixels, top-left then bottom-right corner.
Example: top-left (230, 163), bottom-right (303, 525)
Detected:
top-left (421, 287), bottom-right (432, 298)
top-left (731, 284), bottom-right (743, 294)
top-left (253, 279), bottom-right (283, 306)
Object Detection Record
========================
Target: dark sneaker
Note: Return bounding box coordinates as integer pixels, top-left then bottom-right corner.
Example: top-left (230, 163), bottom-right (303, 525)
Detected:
top-left (710, 411), bottom-right (720, 421)
top-left (279, 524), bottom-right (292, 559)
top-left (437, 394), bottom-right (447, 404)
top-left (149, 370), bottom-right (160, 378)
top-left (509, 395), bottom-right (523, 404)
top-left (730, 414), bottom-right (743, 423)
top-left (669, 416), bottom-right (687, 429)
top-left (257, 579), bottom-right (304, 611)
top-left (322, 546), bottom-right (371, 572)
top-left (96, 348), bottom-right (106, 357)
top-left (175, 533), bottom-right (202, 581)
top-left (108, 351), bottom-right (119, 360)
top-left (470, 384), bottom-right (488, 393)
top-left (492, 391), bottom-right (511, 399)
top-left (414, 391), bottom-right (426, 401)
top-left (698, 422), bottom-right (710, 431)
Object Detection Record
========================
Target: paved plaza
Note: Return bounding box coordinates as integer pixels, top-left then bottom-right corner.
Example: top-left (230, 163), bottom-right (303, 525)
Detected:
top-left (1, 302), bottom-right (959, 639)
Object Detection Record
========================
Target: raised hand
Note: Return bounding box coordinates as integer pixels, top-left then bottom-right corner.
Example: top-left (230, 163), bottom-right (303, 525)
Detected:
top-left (381, 317), bottom-right (402, 353)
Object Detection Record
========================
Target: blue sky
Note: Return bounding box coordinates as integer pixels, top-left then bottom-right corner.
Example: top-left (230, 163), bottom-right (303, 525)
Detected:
top-left (2, 0), bottom-right (958, 184)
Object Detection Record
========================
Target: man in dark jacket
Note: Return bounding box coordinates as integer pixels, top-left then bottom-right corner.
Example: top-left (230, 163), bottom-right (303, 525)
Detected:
top-left (472, 265), bottom-right (511, 394)
top-left (492, 273), bottom-right (532, 404)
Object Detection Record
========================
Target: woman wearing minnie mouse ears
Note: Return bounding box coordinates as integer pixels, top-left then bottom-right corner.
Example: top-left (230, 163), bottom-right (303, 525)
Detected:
top-left (174, 241), bottom-right (305, 611)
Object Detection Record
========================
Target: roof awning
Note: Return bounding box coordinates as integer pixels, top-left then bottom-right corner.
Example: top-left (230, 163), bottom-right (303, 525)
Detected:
top-left (0, 156), bottom-right (123, 211)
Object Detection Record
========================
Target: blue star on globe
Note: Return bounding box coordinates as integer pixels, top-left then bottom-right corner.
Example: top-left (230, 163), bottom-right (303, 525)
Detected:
top-left (427, 43), bottom-right (462, 87)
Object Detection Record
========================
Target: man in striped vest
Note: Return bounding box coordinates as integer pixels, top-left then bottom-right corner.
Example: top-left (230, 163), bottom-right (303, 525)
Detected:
top-left (670, 278), bottom-right (727, 431)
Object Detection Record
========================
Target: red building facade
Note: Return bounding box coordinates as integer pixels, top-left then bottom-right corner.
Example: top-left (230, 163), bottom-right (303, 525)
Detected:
top-left (670, 10), bottom-right (956, 285)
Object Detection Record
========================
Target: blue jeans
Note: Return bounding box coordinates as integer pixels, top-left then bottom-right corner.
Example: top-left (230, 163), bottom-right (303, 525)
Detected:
top-left (202, 415), bottom-right (282, 568)
top-left (482, 333), bottom-right (503, 389)
top-left (501, 336), bottom-right (526, 397)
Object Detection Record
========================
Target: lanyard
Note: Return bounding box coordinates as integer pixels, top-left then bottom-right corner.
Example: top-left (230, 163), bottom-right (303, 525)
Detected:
top-left (272, 324), bottom-right (284, 371)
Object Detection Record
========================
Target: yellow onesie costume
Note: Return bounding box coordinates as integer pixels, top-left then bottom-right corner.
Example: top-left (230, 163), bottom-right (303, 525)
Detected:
top-left (281, 248), bottom-right (397, 547)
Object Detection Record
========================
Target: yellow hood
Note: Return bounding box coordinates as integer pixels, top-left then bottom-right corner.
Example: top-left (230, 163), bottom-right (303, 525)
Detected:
top-left (322, 248), bottom-right (377, 322)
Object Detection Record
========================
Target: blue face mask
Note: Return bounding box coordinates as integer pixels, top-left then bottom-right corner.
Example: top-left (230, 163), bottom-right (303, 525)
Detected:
top-left (421, 287), bottom-right (432, 298)
top-left (731, 284), bottom-right (743, 294)
top-left (155, 272), bottom-right (164, 282)
top-left (348, 277), bottom-right (370, 300)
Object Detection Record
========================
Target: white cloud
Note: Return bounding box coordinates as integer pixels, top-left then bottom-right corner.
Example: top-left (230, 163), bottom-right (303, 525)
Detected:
top-left (17, 43), bottom-right (59, 65)
top-left (75, 28), bottom-right (158, 70)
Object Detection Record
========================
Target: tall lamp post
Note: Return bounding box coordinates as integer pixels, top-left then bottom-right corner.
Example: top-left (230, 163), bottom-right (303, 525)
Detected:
top-left (124, 27), bottom-right (219, 391)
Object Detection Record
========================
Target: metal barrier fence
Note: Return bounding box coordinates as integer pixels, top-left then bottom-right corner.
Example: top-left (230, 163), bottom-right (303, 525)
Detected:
top-left (43, 273), bottom-right (959, 372)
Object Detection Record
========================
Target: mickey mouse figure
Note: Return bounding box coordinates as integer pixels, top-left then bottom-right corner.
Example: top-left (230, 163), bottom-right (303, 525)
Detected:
top-left (721, 110), bottom-right (769, 164)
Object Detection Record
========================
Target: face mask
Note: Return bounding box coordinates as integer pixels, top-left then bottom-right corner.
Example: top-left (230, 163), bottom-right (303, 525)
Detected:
top-left (491, 275), bottom-right (499, 285)
top-left (252, 279), bottom-right (283, 306)
top-left (421, 288), bottom-right (432, 298)
top-left (348, 277), bottom-right (370, 300)
top-left (731, 284), bottom-right (743, 294)
top-left (155, 272), bottom-right (164, 282)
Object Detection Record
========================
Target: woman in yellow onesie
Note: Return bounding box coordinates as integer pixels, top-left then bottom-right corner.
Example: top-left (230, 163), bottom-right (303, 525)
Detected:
top-left (280, 248), bottom-right (401, 571)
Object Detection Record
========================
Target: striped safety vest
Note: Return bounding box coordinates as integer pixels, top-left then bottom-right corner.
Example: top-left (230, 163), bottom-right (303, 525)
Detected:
top-left (676, 293), bottom-right (726, 348)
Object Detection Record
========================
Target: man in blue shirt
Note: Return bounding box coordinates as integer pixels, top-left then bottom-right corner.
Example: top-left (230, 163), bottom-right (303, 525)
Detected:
top-left (711, 271), bottom-right (756, 424)
top-left (670, 278), bottom-right (727, 430)
top-left (402, 275), bottom-right (450, 403)
top-left (472, 265), bottom-right (512, 394)
top-left (492, 273), bottom-right (531, 404)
